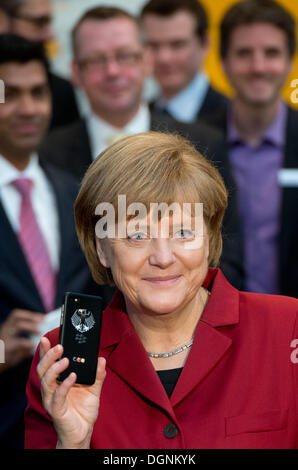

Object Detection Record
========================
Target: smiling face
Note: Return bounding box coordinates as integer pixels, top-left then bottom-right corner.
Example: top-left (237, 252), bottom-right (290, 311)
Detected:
top-left (72, 17), bottom-right (150, 126)
top-left (0, 60), bottom-right (51, 162)
top-left (223, 22), bottom-right (292, 107)
top-left (96, 213), bottom-right (209, 317)
top-left (142, 10), bottom-right (208, 99)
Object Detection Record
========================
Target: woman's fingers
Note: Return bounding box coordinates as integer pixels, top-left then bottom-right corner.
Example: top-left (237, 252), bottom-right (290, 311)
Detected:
top-left (89, 357), bottom-right (107, 396)
top-left (96, 357), bottom-right (107, 384)
top-left (39, 336), bottom-right (51, 360)
top-left (37, 341), bottom-right (63, 380)
top-left (42, 356), bottom-right (69, 389)
top-left (39, 355), bottom-right (71, 412)
top-left (51, 372), bottom-right (77, 416)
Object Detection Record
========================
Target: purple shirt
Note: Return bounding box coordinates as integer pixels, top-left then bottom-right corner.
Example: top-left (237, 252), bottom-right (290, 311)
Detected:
top-left (227, 102), bottom-right (287, 294)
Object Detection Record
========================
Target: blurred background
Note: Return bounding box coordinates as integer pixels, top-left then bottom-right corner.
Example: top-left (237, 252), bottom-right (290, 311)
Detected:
top-left (49, 0), bottom-right (298, 111)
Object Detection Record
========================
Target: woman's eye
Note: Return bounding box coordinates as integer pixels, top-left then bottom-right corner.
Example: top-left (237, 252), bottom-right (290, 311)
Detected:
top-left (174, 229), bottom-right (194, 239)
top-left (128, 232), bottom-right (149, 240)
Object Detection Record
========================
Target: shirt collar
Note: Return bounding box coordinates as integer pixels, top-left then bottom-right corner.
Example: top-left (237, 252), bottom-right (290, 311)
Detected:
top-left (227, 100), bottom-right (288, 148)
top-left (155, 72), bottom-right (209, 123)
top-left (0, 153), bottom-right (40, 189)
top-left (87, 103), bottom-right (151, 159)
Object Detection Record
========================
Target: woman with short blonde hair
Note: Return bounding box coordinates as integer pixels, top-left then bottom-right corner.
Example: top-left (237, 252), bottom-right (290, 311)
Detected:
top-left (25, 132), bottom-right (298, 450)
top-left (75, 131), bottom-right (227, 285)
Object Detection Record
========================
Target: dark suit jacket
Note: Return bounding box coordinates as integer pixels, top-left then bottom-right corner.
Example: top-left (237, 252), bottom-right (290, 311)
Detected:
top-left (199, 85), bottom-right (229, 118)
top-left (0, 162), bottom-right (115, 447)
top-left (203, 106), bottom-right (298, 298)
top-left (39, 111), bottom-right (244, 291)
top-left (49, 72), bottom-right (80, 131)
top-left (150, 84), bottom-right (229, 120)
top-left (25, 268), bottom-right (298, 449)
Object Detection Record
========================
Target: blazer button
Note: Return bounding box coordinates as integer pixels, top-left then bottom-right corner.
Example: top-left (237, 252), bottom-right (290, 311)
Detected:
top-left (164, 423), bottom-right (178, 439)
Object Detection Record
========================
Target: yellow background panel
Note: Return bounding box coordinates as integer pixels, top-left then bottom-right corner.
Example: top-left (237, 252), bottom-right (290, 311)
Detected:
top-left (201, 0), bottom-right (298, 108)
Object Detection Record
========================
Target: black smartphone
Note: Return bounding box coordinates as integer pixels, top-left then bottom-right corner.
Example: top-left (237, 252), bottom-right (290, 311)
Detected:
top-left (58, 292), bottom-right (103, 385)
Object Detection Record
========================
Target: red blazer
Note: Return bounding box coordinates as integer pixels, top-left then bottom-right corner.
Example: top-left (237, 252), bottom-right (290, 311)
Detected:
top-left (25, 269), bottom-right (298, 449)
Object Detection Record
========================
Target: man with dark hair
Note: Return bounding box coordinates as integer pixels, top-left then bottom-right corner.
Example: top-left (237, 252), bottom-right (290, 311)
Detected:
top-left (203, 0), bottom-right (298, 298)
top-left (0, 0), bottom-right (79, 130)
top-left (0, 34), bottom-right (114, 449)
top-left (140, 0), bottom-right (228, 122)
top-left (219, 0), bottom-right (296, 59)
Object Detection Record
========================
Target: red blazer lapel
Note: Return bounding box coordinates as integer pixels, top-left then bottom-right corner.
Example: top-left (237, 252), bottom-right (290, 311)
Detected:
top-left (171, 269), bottom-right (240, 407)
top-left (100, 291), bottom-right (176, 419)
top-left (170, 322), bottom-right (232, 407)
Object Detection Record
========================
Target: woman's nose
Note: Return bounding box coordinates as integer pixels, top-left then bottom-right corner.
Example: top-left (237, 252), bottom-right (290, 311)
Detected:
top-left (148, 238), bottom-right (175, 268)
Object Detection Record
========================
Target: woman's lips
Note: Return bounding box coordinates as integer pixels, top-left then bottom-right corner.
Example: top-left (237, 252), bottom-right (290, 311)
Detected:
top-left (142, 275), bottom-right (181, 285)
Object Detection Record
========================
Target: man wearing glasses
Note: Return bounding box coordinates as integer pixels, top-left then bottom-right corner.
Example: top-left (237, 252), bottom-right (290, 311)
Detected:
top-left (0, 0), bottom-right (79, 130)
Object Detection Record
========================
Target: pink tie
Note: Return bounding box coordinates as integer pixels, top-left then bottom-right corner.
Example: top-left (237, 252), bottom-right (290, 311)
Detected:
top-left (11, 178), bottom-right (56, 312)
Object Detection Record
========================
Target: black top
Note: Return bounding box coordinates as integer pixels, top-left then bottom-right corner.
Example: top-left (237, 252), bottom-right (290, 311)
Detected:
top-left (156, 367), bottom-right (183, 397)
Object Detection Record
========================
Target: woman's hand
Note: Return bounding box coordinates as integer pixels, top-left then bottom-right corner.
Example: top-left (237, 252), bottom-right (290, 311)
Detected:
top-left (37, 336), bottom-right (106, 449)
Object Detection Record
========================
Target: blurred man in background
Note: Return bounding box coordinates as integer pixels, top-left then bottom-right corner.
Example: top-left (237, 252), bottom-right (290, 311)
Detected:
top-left (0, 34), bottom-right (114, 449)
top-left (204, 0), bottom-right (298, 298)
top-left (140, 0), bottom-right (228, 122)
top-left (0, 0), bottom-right (79, 130)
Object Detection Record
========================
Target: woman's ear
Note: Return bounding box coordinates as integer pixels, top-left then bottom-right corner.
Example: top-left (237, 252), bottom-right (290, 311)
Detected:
top-left (95, 238), bottom-right (110, 268)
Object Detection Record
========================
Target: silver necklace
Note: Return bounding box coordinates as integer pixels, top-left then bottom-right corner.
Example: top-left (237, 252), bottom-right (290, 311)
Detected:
top-left (146, 288), bottom-right (210, 359)
top-left (147, 339), bottom-right (193, 358)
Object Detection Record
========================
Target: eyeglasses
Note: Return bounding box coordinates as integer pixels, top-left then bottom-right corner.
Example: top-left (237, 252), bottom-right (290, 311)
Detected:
top-left (12, 13), bottom-right (52, 30)
top-left (77, 51), bottom-right (143, 72)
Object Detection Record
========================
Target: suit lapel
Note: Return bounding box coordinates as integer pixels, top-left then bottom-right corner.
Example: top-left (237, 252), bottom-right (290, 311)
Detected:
top-left (170, 322), bottom-right (232, 407)
top-left (171, 269), bottom-right (238, 406)
top-left (75, 119), bottom-right (93, 163)
top-left (0, 200), bottom-right (44, 311)
top-left (198, 85), bottom-right (214, 118)
top-left (100, 293), bottom-right (175, 419)
top-left (68, 120), bottom-right (93, 180)
top-left (107, 330), bottom-right (176, 419)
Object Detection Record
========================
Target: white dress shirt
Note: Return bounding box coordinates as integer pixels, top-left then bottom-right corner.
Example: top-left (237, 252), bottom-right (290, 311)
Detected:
top-left (0, 153), bottom-right (60, 271)
top-left (155, 72), bottom-right (209, 123)
top-left (86, 103), bottom-right (151, 160)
